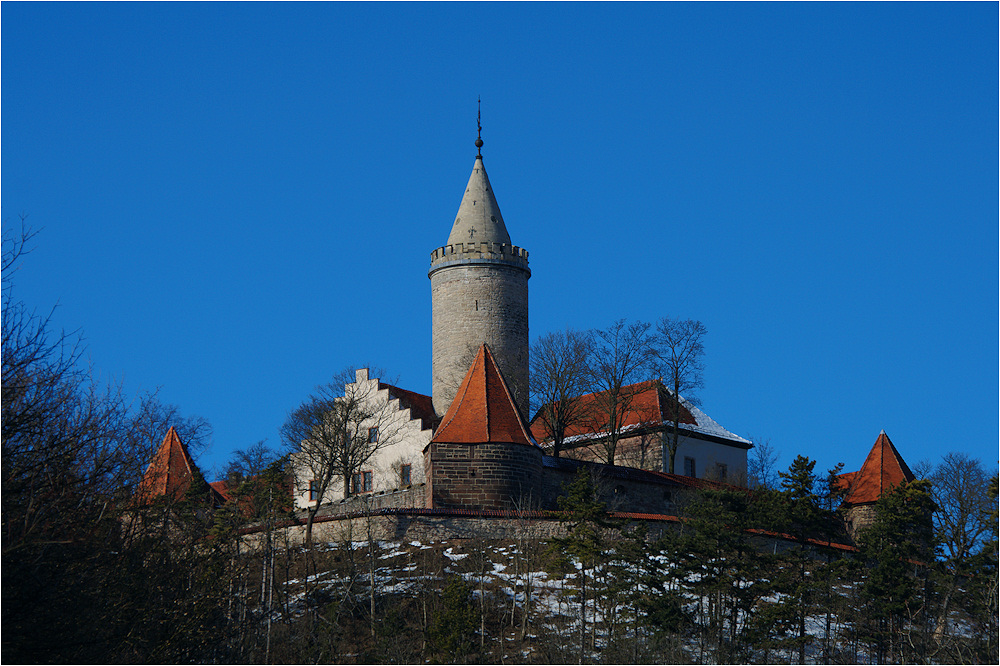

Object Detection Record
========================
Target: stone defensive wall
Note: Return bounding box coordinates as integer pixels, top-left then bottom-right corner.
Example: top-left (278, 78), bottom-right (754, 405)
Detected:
top-left (241, 505), bottom-right (685, 548)
top-left (428, 242), bottom-right (530, 274)
top-left (241, 505), bottom-right (856, 556)
top-left (426, 441), bottom-right (543, 511)
top-left (238, 465), bottom-right (857, 554)
top-left (295, 454), bottom-right (710, 520)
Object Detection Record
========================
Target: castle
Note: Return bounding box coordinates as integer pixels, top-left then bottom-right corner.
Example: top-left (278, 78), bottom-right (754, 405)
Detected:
top-left (287, 130), bottom-right (753, 516)
top-left (138, 127), bottom-right (918, 543)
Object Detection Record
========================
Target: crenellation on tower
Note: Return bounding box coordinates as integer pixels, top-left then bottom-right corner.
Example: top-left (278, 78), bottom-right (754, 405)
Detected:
top-left (429, 243), bottom-right (530, 271)
top-left (430, 148), bottom-right (530, 418)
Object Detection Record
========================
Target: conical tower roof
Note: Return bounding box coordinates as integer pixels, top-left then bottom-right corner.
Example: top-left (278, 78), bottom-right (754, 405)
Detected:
top-left (446, 156), bottom-right (512, 247)
top-left (839, 430), bottom-right (915, 505)
top-left (136, 426), bottom-right (209, 502)
top-left (432, 344), bottom-right (535, 446)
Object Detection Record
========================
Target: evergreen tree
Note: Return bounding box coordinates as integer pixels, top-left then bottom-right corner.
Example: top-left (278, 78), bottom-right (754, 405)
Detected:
top-left (426, 576), bottom-right (480, 663)
top-left (667, 486), bottom-right (783, 663)
top-left (777, 455), bottom-right (823, 663)
top-left (549, 467), bottom-right (621, 663)
top-left (856, 479), bottom-right (937, 664)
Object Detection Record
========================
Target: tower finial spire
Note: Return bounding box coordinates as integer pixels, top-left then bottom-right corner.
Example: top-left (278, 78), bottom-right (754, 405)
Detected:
top-left (475, 96), bottom-right (483, 158)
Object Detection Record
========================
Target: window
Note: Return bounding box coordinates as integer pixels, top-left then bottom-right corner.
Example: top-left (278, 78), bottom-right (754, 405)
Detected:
top-left (308, 479), bottom-right (319, 502)
top-left (716, 463), bottom-right (728, 482)
top-left (684, 456), bottom-right (696, 478)
top-left (352, 470), bottom-right (373, 494)
top-left (368, 427), bottom-right (379, 444)
top-left (400, 464), bottom-right (412, 487)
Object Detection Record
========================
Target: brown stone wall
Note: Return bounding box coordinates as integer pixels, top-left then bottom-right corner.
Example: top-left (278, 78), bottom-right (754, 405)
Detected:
top-left (844, 503), bottom-right (876, 540)
top-left (425, 441), bottom-right (542, 510)
top-left (539, 462), bottom-right (687, 515)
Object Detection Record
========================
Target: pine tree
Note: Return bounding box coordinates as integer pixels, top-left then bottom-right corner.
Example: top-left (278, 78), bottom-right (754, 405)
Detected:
top-left (549, 467), bottom-right (621, 663)
top-left (426, 576), bottom-right (479, 663)
top-left (669, 486), bottom-right (783, 663)
top-left (856, 479), bottom-right (937, 664)
top-left (777, 455), bottom-right (823, 663)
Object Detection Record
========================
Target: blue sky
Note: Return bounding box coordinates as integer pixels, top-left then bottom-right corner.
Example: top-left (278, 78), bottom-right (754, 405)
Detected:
top-left (3, 2), bottom-right (996, 481)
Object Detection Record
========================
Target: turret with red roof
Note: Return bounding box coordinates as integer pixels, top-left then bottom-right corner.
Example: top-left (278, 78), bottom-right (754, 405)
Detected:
top-left (424, 344), bottom-right (542, 510)
top-left (136, 427), bottom-right (226, 507)
top-left (833, 430), bottom-right (916, 537)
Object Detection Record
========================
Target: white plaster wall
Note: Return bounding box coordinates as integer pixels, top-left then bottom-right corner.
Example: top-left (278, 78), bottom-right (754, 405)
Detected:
top-left (668, 433), bottom-right (749, 484)
top-left (292, 369), bottom-right (433, 510)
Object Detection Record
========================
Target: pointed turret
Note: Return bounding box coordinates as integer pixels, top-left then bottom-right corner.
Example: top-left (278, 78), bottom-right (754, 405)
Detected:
top-left (838, 430), bottom-right (915, 505)
top-left (446, 157), bottom-right (512, 247)
top-left (429, 118), bottom-right (530, 417)
top-left (424, 345), bottom-right (542, 511)
top-left (833, 430), bottom-right (917, 540)
top-left (136, 426), bottom-right (209, 502)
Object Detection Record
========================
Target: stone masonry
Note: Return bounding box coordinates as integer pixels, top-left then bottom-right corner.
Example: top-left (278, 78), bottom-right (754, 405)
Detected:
top-left (430, 251), bottom-right (529, 417)
top-left (429, 154), bottom-right (530, 417)
top-left (425, 440), bottom-right (542, 510)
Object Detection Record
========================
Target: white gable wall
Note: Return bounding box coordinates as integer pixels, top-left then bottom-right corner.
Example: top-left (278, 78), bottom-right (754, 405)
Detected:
top-left (292, 369), bottom-right (433, 510)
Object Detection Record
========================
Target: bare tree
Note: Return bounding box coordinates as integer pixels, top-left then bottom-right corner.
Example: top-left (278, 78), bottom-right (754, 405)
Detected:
top-left (929, 452), bottom-right (993, 564)
top-left (585, 319), bottom-right (653, 466)
top-left (223, 440), bottom-right (281, 484)
top-left (926, 452), bottom-right (995, 643)
top-left (3, 222), bottom-right (142, 549)
top-left (128, 390), bottom-right (213, 464)
top-left (651, 317), bottom-right (705, 474)
top-left (3, 223), bottom-right (223, 662)
top-left (747, 437), bottom-right (781, 489)
top-left (282, 367), bottom-right (404, 547)
top-left (529, 329), bottom-right (591, 457)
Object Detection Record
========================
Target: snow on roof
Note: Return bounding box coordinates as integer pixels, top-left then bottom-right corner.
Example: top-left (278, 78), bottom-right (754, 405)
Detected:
top-left (682, 398), bottom-right (751, 445)
top-left (531, 380), bottom-right (749, 448)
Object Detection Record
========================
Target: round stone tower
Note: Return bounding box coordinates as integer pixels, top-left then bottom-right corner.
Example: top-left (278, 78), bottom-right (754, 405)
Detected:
top-left (429, 136), bottom-right (530, 417)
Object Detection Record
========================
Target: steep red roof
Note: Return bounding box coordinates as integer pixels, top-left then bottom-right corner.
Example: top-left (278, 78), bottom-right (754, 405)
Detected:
top-left (209, 480), bottom-right (233, 503)
top-left (431, 344), bottom-right (536, 446)
top-left (835, 430), bottom-right (915, 505)
top-left (136, 426), bottom-right (206, 501)
top-left (530, 380), bottom-right (696, 442)
top-left (380, 383), bottom-right (438, 431)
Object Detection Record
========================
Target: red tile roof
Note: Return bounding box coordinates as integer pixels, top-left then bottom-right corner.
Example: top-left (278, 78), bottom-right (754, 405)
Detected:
top-left (209, 480), bottom-right (233, 503)
top-left (431, 344), bottom-right (536, 446)
top-left (530, 379), bottom-right (696, 442)
top-left (380, 383), bottom-right (438, 430)
top-left (834, 431), bottom-right (915, 505)
top-left (136, 426), bottom-right (205, 501)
